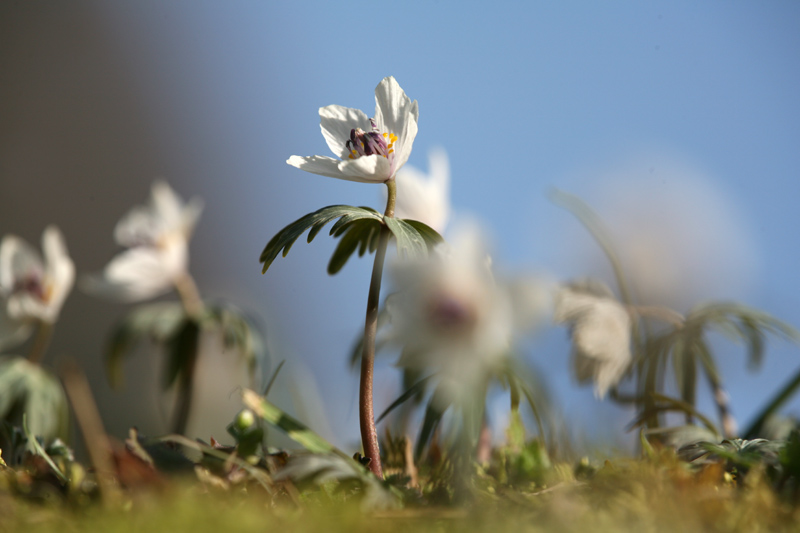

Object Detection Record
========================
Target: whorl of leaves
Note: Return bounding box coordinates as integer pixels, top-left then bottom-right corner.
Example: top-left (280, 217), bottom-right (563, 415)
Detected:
top-left (259, 204), bottom-right (443, 275)
top-left (641, 302), bottom-right (799, 429)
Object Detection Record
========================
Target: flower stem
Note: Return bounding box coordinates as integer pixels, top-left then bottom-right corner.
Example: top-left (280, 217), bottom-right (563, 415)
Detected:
top-left (172, 328), bottom-right (200, 436)
top-left (60, 359), bottom-right (122, 506)
top-left (174, 271), bottom-right (205, 318)
top-left (172, 271), bottom-right (204, 435)
top-left (359, 180), bottom-right (396, 478)
top-left (27, 321), bottom-right (53, 365)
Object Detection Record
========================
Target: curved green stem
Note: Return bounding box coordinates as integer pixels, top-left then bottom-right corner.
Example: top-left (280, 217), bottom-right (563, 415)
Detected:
top-left (358, 180), bottom-right (396, 478)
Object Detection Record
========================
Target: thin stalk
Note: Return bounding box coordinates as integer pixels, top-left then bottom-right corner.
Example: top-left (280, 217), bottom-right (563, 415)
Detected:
top-left (172, 271), bottom-right (204, 435)
top-left (707, 374), bottom-right (737, 438)
top-left (60, 359), bottom-right (122, 506)
top-left (359, 180), bottom-right (396, 478)
top-left (27, 321), bottom-right (53, 365)
top-left (550, 190), bottom-right (661, 427)
top-left (174, 271), bottom-right (205, 319)
top-left (171, 335), bottom-right (199, 435)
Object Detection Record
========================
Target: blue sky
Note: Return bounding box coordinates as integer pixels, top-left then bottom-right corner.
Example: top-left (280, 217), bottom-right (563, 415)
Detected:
top-left (98, 1), bottom-right (800, 446)
top-left (3, 1), bottom-right (800, 449)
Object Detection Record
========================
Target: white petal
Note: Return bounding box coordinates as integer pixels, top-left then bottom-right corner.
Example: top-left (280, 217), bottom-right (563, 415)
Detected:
top-left (114, 205), bottom-right (157, 247)
top-left (319, 105), bottom-right (370, 160)
top-left (0, 235), bottom-right (43, 292)
top-left (40, 225), bottom-right (74, 322)
top-left (373, 77), bottom-right (418, 139)
top-left (394, 148), bottom-right (451, 232)
top-left (337, 155), bottom-right (391, 183)
top-left (428, 147), bottom-right (450, 186)
top-left (554, 286), bottom-right (632, 398)
top-left (373, 77), bottom-right (419, 174)
top-left (114, 181), bottom-right (200, 246)
top-left (181, 197), bottom-right (205, 237)
top-left (392, 112), bottom-right (418, 173)
top-left (506, 276), bottom-right (556, 332)
top-left (0, 302), bottom-right (33, 351)
top-left (6, 293), bottom-right (49, 322)
top-left (85, 246), bottom-right (181, 302)
top-left (151, 181), bottom-right (185, 230)
top-left (287, 155), bottom-right (354, 181)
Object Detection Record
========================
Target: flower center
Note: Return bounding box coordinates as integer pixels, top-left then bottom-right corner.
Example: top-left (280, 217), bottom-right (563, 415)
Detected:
top-left (426, 292), bottom-right (478, 335)
top-left (347, 119), bottom-right (397, 160)
top-left (12, 272), bottom-right (51, 302)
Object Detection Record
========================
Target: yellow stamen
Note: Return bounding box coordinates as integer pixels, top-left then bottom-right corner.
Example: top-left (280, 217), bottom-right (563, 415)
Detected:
top-left (382, 132), bottom-right (388, 138)
top-left (387, 143), bottom-right (394, 149)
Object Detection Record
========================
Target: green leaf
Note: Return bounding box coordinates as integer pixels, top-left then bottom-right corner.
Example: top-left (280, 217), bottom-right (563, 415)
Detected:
top-left (687, 302), bottom-right (800, 372)
top-left (401, 219), bottom-right (445, 251)
top-left (743, 366), bottom-right (800, 439)
top-left (628, 393), bottom-right (719, 435)
top-left (260, 205), bottom-right (383, 273)
top-left (0, 357), bottom-right (69, 445)
top-left (23, 415), bottom-right (68, 483)
top-left (384, 217), bottom-right (427, 259)
top-left (376, 375), bottom-right (435, 424)
top-left (206, 303), bottom-right (266, 380)
top-left (327, 218), bottom-right (383, 275)
top-left (242, 389), bottom-right (348, 459)
top-left (163, 318), bottom-right (201, 390)
top-left (415, 384), bottom-right (451, 460)
top-left (105, 302), bottom-right (185, 388)
top-left (639, 429), bottom-right (656, 460)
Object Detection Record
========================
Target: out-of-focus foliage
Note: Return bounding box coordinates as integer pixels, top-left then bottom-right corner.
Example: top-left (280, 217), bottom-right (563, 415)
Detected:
top-left (553, 190), bottom-right (800, 438)
top-left (4, 388), bottom-right (800, 531)
top-left (105, 302), bottom-right (264, 391)
top-left (0, 357), bottom-right (68, 451)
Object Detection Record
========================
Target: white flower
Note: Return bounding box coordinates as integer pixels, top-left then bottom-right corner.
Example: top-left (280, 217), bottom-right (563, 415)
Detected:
top-left (287, 76), bottom-right (419, 184)
top-left (0, 226), bottom-right (75, 344)
top-left (83, 181), bottom-right (203, 302)
top-left (553, 281), bottom-right (632, 399)
top-left (386, 224), bottom-right (549, 403)
top-left (392, 148), bottom-right (450, 233)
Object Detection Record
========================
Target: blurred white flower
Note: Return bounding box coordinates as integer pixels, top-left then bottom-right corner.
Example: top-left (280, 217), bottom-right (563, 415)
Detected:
top-left (386, 224), bottom-right (551, 403)
top-left (392, 148), bottom-right (451, 233)
top-left (563, 158), bottom-right (757, 311)
top-left (0, 226), bottom-right (75, 346)
top-left (84, 181), bottom-right (203, 302)
top-left (287, 76), bottom-right (419, 184)
top-left (553, 281), bottom-right (632, 399)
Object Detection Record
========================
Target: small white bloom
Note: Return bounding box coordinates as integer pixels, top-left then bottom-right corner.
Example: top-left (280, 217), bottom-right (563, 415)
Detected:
top-left (287, 76), bottom-right (419, 184)
top-left (83, 181), bottom-right (203, 302)
top-left (386, 224), bottom-right (547, 404)
top-left (0, 226), bottom-right (75, 343)
top-left (392, 148), bottom-right (451, 233)
top-left (553, 281), bottom-right (632, 399)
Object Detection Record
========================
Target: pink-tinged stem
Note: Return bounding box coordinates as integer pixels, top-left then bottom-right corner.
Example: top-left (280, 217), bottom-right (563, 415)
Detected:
top-left (359, 180), bottom-right (396, 478)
